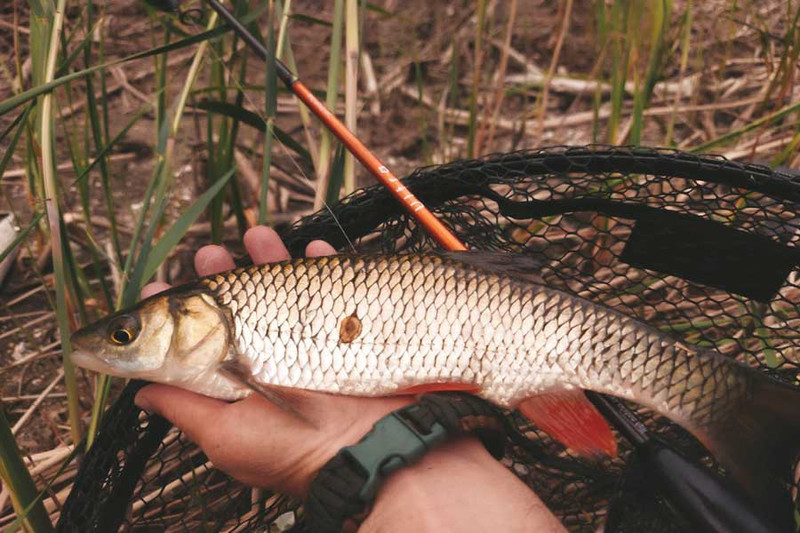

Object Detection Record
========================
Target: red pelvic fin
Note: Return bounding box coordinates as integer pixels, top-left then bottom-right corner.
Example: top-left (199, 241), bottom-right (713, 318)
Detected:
top-left (397, 382), bottom-right (482, 395)
top-left (517, 390), bottom-right (618, 457)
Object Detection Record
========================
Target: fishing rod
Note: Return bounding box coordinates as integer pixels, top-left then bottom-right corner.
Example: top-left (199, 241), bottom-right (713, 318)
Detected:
top-left (205, 0), bottom-right (465, 252)
top-left (150, 2), bottom-right (777, 531)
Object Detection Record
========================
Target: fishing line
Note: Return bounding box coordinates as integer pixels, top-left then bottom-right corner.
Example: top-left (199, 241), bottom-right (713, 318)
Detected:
top-left (187, 21), bottom-right (359, 255)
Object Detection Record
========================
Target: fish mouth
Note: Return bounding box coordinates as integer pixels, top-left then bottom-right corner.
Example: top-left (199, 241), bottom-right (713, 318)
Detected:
top-left (70, 350), bottom-right (121, 376)
top-left (70, 348), bottom-right (162, 380)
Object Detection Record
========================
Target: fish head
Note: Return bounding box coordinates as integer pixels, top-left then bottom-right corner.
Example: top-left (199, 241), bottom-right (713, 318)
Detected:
top-left (71, 287), bottom-right (249, 400)
top-left (71, 295), bottom-right (174, 376)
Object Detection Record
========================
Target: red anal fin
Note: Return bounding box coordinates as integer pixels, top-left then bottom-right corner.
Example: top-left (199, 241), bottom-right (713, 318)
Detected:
top-left (397, 382), bottom-right (482, 395)
top-left (518, 390), bottom-right (618, 457)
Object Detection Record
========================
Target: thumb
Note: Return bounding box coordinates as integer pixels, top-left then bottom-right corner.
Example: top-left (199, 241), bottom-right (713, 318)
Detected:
top-left (135, 384), bottom-right (227, 445)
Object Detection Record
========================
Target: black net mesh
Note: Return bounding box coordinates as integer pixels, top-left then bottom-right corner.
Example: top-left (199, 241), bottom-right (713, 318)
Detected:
top-left (56, 145), bottom-right (800, 532)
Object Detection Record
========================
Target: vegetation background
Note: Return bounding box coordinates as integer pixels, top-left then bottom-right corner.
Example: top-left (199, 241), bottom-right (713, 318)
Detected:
top-left (0, 0), bottom-right (799, 529)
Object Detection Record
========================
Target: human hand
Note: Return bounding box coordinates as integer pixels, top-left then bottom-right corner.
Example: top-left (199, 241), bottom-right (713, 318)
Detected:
top-left (137, 226), bottom-right (565, 532)
top-left (137, 226), bottom-right (412, 497)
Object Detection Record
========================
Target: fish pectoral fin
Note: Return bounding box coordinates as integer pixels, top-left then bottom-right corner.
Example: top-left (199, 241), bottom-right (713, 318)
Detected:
top-left (217, 357), bottom-right (253, 383)
top-left (517, 390), bottom-right (618, 457)
top-left (217, 359), bottom-right (315, 426)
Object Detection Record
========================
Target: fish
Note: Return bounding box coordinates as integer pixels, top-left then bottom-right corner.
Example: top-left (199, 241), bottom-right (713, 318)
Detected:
top-left (70, 252), bottom-right (800, 526)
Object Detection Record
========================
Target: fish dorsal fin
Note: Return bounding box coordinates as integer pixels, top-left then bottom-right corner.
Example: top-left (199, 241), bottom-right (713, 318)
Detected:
top-left (435, 251), bottom-right (546, 284)
top-left (517, 390), bottom-right (618, 457)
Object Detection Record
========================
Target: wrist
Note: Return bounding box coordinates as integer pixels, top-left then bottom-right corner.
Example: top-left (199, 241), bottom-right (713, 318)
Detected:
top-left (288, 398), bottom-right (416, 497)
top-left (360, 437), bottom-right (567, 533)
top-left (360, 437), bottom-right (487, 528)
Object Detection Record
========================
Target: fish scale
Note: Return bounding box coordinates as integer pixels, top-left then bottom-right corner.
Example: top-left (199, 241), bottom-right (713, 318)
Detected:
top-left (202, 253), bottom-right (749, 426)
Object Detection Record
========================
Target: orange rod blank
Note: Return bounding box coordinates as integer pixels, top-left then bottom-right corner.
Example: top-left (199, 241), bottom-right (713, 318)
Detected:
top-left (291, 83), bottom-right (468, 252)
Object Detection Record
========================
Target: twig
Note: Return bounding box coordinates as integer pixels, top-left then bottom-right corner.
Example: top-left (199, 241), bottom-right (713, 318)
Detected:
top-left (0, 18), bottom-right (29, 34)
top-left (108, 65), bottom-right (150, 104)
top-left (12, 370), bottom-right (64, 435)
top-left (0, 312), bottom-right (55, 342)
top-left (722, 134), bottom-right (800, 160)
top-left (1, 393), bottom-right (66, 402)
top-left (479, 0), bottom-right (517, 153)
top-left (56, 49), bottom-right (198, 120)
top-left (360, 51), bottom-right (380, 116)
top-left (25, 445), bottom-right (73, 476)
top-left (0, 310), bottom-right (50, 322)
top-left (0, 342), bottom-right (61, 373)
top-left (403, 85), bottom-right (765, 134)
top-left (343, 0), bottom-right (360, 193)
top-left (532, 0), bottom-right (573, 145)
top-left (130, 460), bottom-right (214, 514)
top-left (63, 212), bottom-right (134, 235)
top-left (487, 37), bottom-right (544, 77)
top-left (2, 153), bottom-right (137, 180)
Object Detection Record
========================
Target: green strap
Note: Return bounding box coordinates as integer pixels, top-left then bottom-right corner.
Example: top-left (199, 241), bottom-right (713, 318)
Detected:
top-left (342, 405), bottom-right (449, 502)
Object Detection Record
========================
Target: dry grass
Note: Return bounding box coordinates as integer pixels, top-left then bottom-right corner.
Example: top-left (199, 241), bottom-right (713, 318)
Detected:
top-left (0, 0), bottom-right (799, 530)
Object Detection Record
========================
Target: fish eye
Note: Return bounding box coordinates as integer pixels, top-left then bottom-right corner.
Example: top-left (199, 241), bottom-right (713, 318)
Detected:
top-left (110, 329), bottom-right (133, 344)
top-left (106, 315), bottom-right (140, 346)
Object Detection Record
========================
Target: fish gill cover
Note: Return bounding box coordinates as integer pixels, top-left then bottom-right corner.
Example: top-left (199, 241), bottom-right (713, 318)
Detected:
top-left (57, 146), bottom-right (800, 532)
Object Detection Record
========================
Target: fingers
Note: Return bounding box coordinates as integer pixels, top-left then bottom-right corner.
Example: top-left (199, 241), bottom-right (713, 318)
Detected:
top-left (135, 384), bottom-right (228, 446)
top-left (195, 245), bottom-right (236, 277)
top-left (244, 226), bottom-right (290, 264)
top-left (305, 240), bottom-right (336, 257)
top-left (144, 242), bottom-right (239, 297)
top-left (141, 281), bottom-right (171, 299)
top-left (194, 228), bottom-right (334, 275)
top-left (135, 384), bottom-right (312, 455)
top-left (141, 245), bottom-right (233, 299)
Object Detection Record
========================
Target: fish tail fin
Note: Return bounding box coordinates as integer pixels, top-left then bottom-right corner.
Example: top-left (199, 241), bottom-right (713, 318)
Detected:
top-left (700, 376), bottom-right (800, 530)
